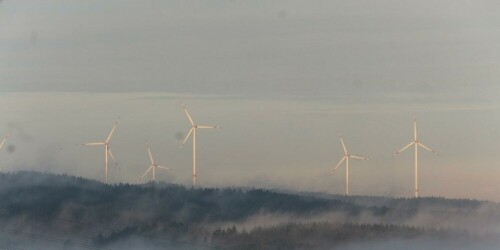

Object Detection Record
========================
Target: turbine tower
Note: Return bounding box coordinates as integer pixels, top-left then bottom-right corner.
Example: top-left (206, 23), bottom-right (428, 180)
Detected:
top-left (141, 144), bottom-right (170, 182)
top-left (0, 133), bottom-right (10, 151)
top-left (394, 115), bottom-right (437, 198)
top-left (79, 121), bottom-right (118, 184)
top-left (181, 104), bottom-right (219, 187)
top-left (332, 132), bottom-right (368, 195)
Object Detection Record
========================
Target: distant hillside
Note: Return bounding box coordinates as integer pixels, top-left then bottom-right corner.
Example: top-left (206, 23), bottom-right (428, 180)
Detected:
top-left (0, 171), bottom-right (498, 250)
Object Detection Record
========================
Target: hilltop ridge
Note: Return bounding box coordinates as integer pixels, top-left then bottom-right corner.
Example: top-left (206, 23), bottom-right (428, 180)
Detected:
top-left (0, 171), bottom-right (498, 249)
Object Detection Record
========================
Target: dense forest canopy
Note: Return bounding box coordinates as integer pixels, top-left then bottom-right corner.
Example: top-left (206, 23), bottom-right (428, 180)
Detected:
top-left (0, 171), bottom-right (498, 249)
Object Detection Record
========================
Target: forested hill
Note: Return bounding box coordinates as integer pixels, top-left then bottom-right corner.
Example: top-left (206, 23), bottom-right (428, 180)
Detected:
top-left (0, 171), bottom-right (498, 249)
top-left (0, 171), bottom-right (361, 224)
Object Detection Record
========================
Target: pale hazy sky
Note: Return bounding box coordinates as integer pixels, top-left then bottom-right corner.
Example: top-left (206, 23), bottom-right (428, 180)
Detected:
top-left (1, 1), bottom-right (500, 201)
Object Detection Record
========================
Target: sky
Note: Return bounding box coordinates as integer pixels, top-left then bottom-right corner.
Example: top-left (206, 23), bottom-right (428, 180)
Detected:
top-left (1, 0), bottom-right (500, 201)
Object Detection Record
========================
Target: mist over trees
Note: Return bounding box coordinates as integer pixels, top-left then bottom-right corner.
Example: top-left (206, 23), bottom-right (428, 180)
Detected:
top-left (0, 171), bottom-right (498, 249)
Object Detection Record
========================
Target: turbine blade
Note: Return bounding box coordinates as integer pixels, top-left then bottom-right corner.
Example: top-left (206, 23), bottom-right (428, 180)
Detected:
top-left (197, 125), bottom-right (219, 129)
top-left (181, 128), bottom-right (194, 147)
top-left (0, 133), bottom-right (10, 150)
top-left (108, 148), bottom-right (118, 165)
top-left (157, 165), bottom-right (170, 170)
top-left (333, 156), bottom-right (346, 173)
top-left (147, 144), bottom-right (155, 165)
top-left (418, 142), bottom-right (437, 155)
top-left (141, 166), bottom-right (153, 180)
top-left (413, 115), bottom-right (417, 141)
top-left (182, 105), bottom-right (195, 126)
top-left (350, 155), bottom-right (368, 160)
top-left (338, 132), bottom-right (348, 154)
top-left (394, 142), bottom-right (414, 156)
top-left (106, 122), bottom-right (118, 143)
top-left (81, 142), bottom-right (105, 146)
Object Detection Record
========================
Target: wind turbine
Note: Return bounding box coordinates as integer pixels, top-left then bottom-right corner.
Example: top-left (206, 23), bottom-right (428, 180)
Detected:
top-left (332, 132), bottom-right (368, 195)
top-left (181, 104), bottom-right (219, 187)
top-left (394, 115), bottom-right (437, 198)
top-left (0, 133), bottom-right (10, 171)
top-left (79, 122), bottom-right (118, 184)
top-left (141, 144), bottom-right (170, 182)
top-left (0, 133), bottom-right (10, 151)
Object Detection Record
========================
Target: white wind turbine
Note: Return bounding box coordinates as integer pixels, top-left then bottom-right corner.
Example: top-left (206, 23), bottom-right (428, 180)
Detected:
top-left (394, 115), bottom-right (437, 198)
top-left (0, 133), bottom-right (10, 171)
top-left (0, 133), bottom-right (10, 151)
top-left (79, 122), bottom-right (118, 184)
top-left (181, 104), bottom-right (220, 187)
top-left (141, 144), bottom-right (170, 182)
top-left (332, 132), bottom-right (368, 195)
